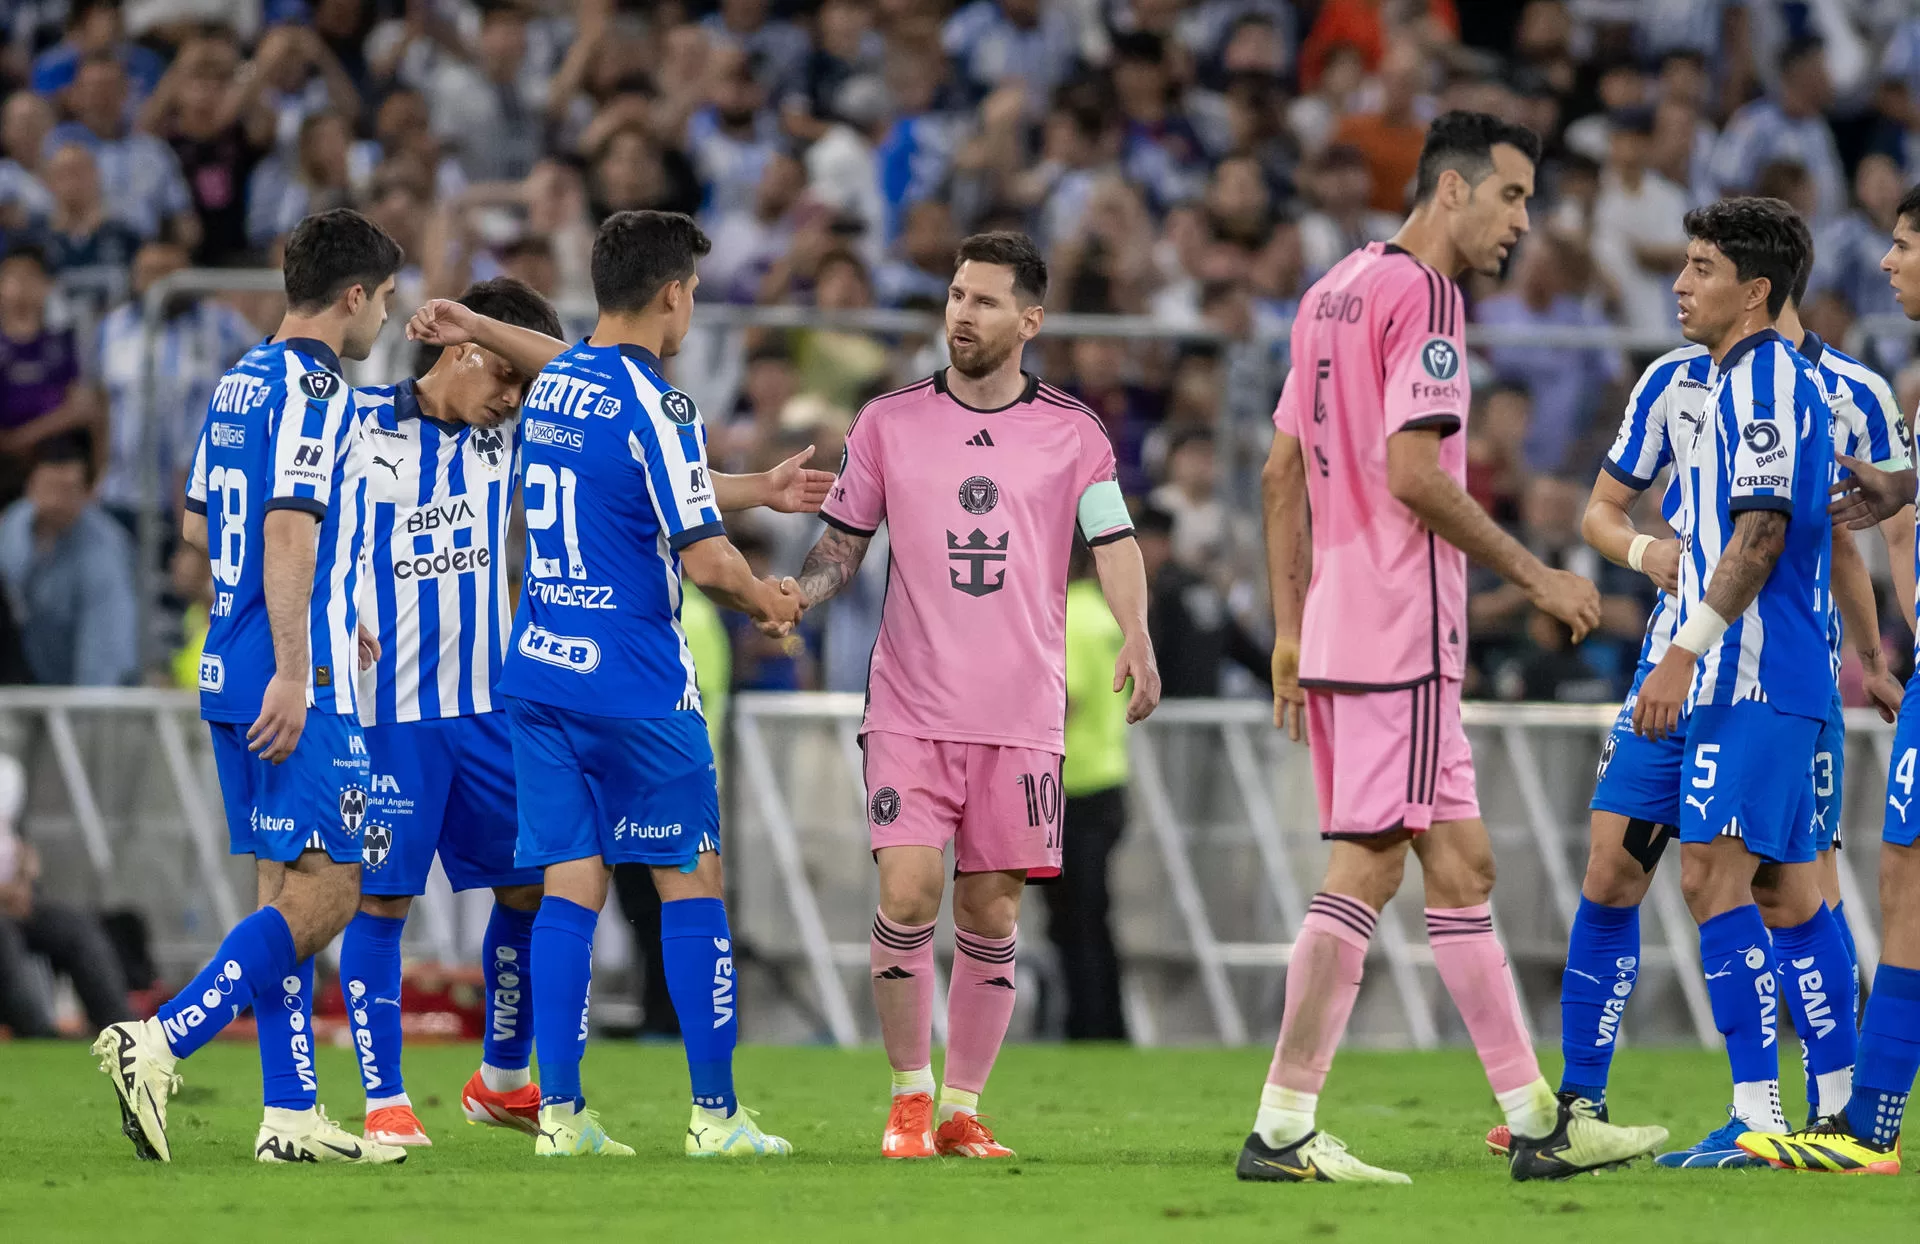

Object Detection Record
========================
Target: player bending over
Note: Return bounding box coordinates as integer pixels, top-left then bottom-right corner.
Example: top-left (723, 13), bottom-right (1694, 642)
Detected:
top-left (793, 230), bottom-right (1160, 1160)
top-left (1738, 182), bottom-right (1920, 1174)
top-left (94, 209), bottom-right (404, 1165)
top-left (1251, 111), bottom-right (1668, 1185)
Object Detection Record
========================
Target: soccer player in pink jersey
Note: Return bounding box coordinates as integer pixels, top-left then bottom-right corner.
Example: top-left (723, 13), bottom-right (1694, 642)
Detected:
top-left (795, 231), bottom-right (1161, 1161)
top-left (1247, 112), bottom-right (1668, 1184)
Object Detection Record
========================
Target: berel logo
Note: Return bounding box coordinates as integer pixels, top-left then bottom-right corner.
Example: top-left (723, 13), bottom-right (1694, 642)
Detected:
top-left (518, 625), bottom-right (601, 672)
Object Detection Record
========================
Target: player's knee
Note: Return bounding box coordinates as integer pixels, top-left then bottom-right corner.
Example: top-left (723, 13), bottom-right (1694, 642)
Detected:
top-left (878, 873), bottom-right (943, 926)
top-left (493, 883), bottom-right (543, 912)
top-left (1581, 847), bottom-right (1650, 907)
top-left (359, 892), bottom-right (411, 919)
top-left (951, 888), bottom-right (1018, 939)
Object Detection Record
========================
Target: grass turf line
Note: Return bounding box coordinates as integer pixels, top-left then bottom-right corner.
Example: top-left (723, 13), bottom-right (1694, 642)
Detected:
top-left (1, 1042), bottom-right (1910, 1242)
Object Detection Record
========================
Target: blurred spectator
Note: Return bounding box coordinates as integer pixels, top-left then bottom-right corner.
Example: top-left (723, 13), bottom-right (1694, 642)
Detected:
top-left (0, 439), bottom-right (138, 687)
top-left (1112, 31), bottom-right (1208, 215)
top-left (785, 0), bottom-right (887, 132)
top-left (1808, 153), bottom-right (1909, 363)
top-left (944, 0), bottom-right (1083, 105)
top-left (423, 2), bottom-right (544, 183)
top-left (0, 91), bottom-right (55, 230)
top-left (1331, 38), bottom-right (1429, 213)
top-left (1590, 106), bottom-right (1688, 339)
top-left (704, 153), bottom-right (808, 304)
top-left (1465, 383), bottom-right (1530, 526)
top-left (0, 752), bottom-right (131, 1037)
top-left (687, 46), bottom-right (785, 225)
top-left (252, 22), bottom-right (361, 152)
top-left (1136, 503), bottom-right (1270, 697)
top-left (874, 44), bottom-right (970, 243)
top-left (92, 240), bottom-right (255, 532)
top-left (1477, 233), bottom-right (1624, 475)
top-left (167, 537), bottom-right (211, 691)
top-left (46, 53), bottom-right (196, 244)
top-left (1066, 335), bottom-right (1161, 494)
top-left (246, 110), bottom-right (353, 248)
top-left (724, 529), bottom-right (816, 690)
top-left (874, 199), bottom-right (958, 309)
top-left (0, 244), bottom-right (100, 500)
top-left (1298, 0), bottom-right (1457, 92)
top-left (1563, 58), bottom-right (1651, 164)
top-left (706, 0), bottom-right (812, 98)
top-left (1148, 427), bottom-right (1232, 572)
top-left (1709, 36), bottom-right (1845, 221)
top-left (24, 141), bottom-right (142, 275)
top-left (29, 0), bottom-right (164, 103)
top-left (791, 249), bottom-right (889, 410)
top-left (139, 30), bottom-right (278, 267)
top-left (1297, 143), bottom-right (1397, 279)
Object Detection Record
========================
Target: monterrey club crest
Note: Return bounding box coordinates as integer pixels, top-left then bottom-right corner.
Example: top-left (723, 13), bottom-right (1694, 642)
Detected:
top-left (339, 786), bottom-right (368, 836)
top-left (1595, 731), bottom-right (1617, 782)
top-left (471, 426), bottom-right (507, 468)
top-left (958, 475), bottom-right (998, 515)
top-left (661, 389), bottom-right (697, 426)
top-left (1420, 338), bottom-right (1459, 380)
top-left (869, 786), bottom-right (902, 826)
top-left (361, 821), bottom-right (393, 869)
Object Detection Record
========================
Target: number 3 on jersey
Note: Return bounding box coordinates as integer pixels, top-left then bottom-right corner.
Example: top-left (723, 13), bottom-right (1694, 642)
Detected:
top-left (526, 462), bottom-right (586, 581)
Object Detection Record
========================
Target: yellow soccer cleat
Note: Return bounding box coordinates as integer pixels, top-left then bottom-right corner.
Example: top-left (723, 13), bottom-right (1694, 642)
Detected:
top-left (535, 1102), bottom-right (635, 1157)
top-left (1736, 1118), bottom-right (1901, 1175)
top-left (685, 1103), bottom-right (793, 1158)
top-left (93, 1019), bottom-right (180, 1163)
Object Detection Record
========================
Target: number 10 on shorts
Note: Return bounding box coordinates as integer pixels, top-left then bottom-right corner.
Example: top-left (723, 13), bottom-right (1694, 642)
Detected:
top-left (1017, 771), bottom-right (1061, 849)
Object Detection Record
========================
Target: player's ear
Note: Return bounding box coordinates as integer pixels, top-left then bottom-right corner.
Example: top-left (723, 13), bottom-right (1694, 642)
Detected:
top-left (1019, 302), bottom-right (1044, 341)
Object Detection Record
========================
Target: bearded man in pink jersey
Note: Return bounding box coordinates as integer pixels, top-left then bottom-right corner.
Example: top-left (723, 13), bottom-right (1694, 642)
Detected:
top-left (1247, 112), bottom-right (1669, 1185)
top-left (795, 231), bottom-right (1160, 1161)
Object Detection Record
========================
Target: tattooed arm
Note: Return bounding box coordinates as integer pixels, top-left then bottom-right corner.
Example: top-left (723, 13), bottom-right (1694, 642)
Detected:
top-left (797, 524), bottom-right (873, 608)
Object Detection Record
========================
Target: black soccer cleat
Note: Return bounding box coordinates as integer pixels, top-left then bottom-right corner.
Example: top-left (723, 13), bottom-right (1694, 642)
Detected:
top-left (1507, 1094), bottom-right (1666, 1182)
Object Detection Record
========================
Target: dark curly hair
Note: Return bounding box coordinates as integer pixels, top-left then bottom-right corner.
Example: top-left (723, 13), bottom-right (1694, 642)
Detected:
top-left (1412, 111), bottom-right (1542, 204)
top-left (1682, 196), bottom-right (1809, 318)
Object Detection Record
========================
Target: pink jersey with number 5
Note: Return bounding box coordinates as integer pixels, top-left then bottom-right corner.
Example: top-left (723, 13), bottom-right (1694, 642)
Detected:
top-left (1273, 241), bottom-right (1472, 689)
top-left (821, 371), bottom-right (1129, 754)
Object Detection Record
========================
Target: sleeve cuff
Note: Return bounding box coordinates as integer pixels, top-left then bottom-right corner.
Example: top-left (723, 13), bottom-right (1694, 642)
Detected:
top-left (263, 496), bottom-right (327, 518)
top-left (1396, 413), bottom-right (1462, 438)
top-left (821, 511), bottom-right (877, 538)
top-left (668, 519), bottom-right (728, 552)
top-left (183, 497), bottom-right (207, 515)
top-left (1728, 495), bottom-right (1794, 516)
top-left (1600, 458), bottom-right (1655, 491)
top-left (1085, 527), bottom-right (1135, 548)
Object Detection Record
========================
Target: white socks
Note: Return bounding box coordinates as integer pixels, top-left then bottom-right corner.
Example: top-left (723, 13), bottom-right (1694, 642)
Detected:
top-left (1253, 1083), bottom-right (1316, 1148)
top-left (891, 1065), bottom-right (935, 1099)
top-left (481, 1063), bottom-right (531, 1092)
top-left (1733, 1080), bottom-right (1787, 1131)
top-left (1497, 1078), bottom-right (1560, 1141)
top-left (938, 1085), bottom-right (978, 1123)
top-left (1816, 1068), bottom-right (1854, 1121)
top-left (366, 1091), bottom-right (411, 1111)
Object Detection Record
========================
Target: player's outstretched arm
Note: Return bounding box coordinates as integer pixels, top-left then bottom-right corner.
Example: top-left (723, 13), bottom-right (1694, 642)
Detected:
top-left (795, 525), bottom-right (871, 609)
top-left (1261, 430), bottom-right (1309, 739)
top-left (1832, 524), bottom-right (1902, 722)
top-left (1632, 509), bottom-right (1787, 740)
top-left (680, 535), bottom-right (804, 635)
top-left (1386, 428), bottom-right (1601, 639)
top-left (1886, 506), bottom-right (1917, 631)
top-left (1090, 536), bottom-right (1161, 725)
top-left (1830, 453), bottom-right (1918, 530)
top-left (405, 299), bottom-right (567, 377)
top-left (250, 510), bottom-right (318, 764)
top-left (1583, 471), bottom-right (1679, 592)
top-left (713, 445), bottom-right (835, 514)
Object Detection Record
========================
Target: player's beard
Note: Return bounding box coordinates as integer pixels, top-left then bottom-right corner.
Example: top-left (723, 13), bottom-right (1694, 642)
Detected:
top-left (947, 328), bottom-right (1017, 379)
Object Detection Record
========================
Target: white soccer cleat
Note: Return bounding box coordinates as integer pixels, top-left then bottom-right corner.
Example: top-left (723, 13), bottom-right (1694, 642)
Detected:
top-left (685, 1103), bottom-right (793, 1157)
top-left (1236, 1129), bottom-right (1413, 1184)
top-left (535, 1102), bottom-right (635, 1157)
top-left (93, 1019), bottom-right (180, 1163)
top-left (255, 1106), bottom-right (408, 1164)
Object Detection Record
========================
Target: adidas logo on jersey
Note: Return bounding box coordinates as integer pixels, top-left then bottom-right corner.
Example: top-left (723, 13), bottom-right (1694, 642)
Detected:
top-left (965, 429), bottom-right (995, 446)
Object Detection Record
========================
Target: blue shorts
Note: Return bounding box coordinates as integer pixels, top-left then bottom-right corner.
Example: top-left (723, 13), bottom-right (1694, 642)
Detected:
top-left (1884, 677), bottom-right (1920, 847)
top-left (1680, 701), bottom-right (1820, 865)
top-left (209, 712), bottom-right (369, 865)
top-left (504, 697), bottom-right (719, 871)
top-left (360, 711), bottom-right (543, 896)
top-left (1590, 663), bottom-right (1686, 827)
top-left (1812, 693), bottom-right (1844, 853)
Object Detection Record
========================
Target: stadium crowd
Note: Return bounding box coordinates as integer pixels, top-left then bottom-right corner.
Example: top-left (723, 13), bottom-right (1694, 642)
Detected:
top-left (2, 0), bottom-right (1920, 706)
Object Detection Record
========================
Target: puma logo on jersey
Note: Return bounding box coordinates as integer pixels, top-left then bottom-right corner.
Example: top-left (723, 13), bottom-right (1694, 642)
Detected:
top-left (1685, 795), bottom-right (1713, 817)
top-left (372, 455), bottom-right (403, 479)
top-left (1892, 796), bottom-right (1912, 819)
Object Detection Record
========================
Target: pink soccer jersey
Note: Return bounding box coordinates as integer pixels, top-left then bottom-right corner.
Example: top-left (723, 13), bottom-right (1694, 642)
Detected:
top-left (821, 371), bottom-right (1129, 754)
top-left (1273, 241), bottom-right (1472, 689)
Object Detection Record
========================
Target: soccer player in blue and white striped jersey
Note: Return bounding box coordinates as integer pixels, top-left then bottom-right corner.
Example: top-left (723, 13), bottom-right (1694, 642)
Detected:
top-left (93, 209), bottom-right (406, 1167)
top-left (1632, 198), bottom-right (1857, 1151)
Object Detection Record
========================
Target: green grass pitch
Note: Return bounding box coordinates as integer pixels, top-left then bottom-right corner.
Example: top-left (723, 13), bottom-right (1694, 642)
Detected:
top-left (3, 1041), bottom-right (1912, 1242)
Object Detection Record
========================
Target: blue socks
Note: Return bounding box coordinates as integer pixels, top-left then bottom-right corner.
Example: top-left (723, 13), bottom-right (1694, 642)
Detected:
top-left (1832, 902), bottom-right (1860, 1020)
top-left (340, 911), bottom-right (408, 1102)
top-left (661, 896), bottom-right (738, 1114)
top-left (532, 897), bottom-right (598, 1109)
top-left (483, 902), bottom-right (538, 1073)
top-left (1845, 964), bottom-right (1920, 1145)
top-left (256, 956), bottom-right (317, 1109)
top-left (1772, 905), bottom-right (1857, 1076)
top-left (1559, 896), bottom-right (1640, 1105)
top-left (156, 905), bottom-right (298, 1060)
top-left (1699, 905), bottom-right (1780, 1084)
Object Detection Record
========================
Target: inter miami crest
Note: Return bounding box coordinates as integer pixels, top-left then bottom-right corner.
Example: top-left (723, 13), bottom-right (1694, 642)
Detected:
top-left (958, 475), bottom-right (998, 515)
top-left (661, 389), bottom-right (697, 425)
top-left (361, 821), bottom-right (393, 870)
top-left (471, 426), bottom-right (507, 468)
top-left (339, 786), bottom-right (368, 836)
top-left (869, 786), bottom-right (902, 826)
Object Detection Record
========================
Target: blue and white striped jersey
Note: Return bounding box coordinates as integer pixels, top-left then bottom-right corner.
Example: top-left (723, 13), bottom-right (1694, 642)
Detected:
top-left (352, 380), bottom-right (519, 726)
top-left (1672, 329), bottom-right (1835, 719)
top-left (1602, 343), bottom-right (1715, 670)
top-left (497, 341), bottom-right (723, 718)
top-left (185, 337), bottom-right (368, 722)
top-left (1799, 332), bottom-right (1912, 682)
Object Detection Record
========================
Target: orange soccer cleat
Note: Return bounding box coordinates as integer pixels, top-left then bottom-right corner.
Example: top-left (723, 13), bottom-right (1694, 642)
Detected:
top-left (461, 1070), bottom-right (542, 1135)
top-left (1485, 1124), bottom-right (1511, 1156)
top-left (935, 1111), bottom-right (1015, 1159)
top-left (882, 1092), bottom-right (937, 1159)
top-left (364, 1104), bottom-right (433, 1147)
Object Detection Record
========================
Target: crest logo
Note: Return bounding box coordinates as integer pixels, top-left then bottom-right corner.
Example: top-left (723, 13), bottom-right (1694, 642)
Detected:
top-left (1421, 338), bottom-right (1459, 380)
top-left (958, 475), bottom-right (999, 515)
top-left (869, 787), bottom-right (902, 826)
top-left (361, 822), bottom-right (392, 869)
top-left (339, 787), bottom-right (367, 835)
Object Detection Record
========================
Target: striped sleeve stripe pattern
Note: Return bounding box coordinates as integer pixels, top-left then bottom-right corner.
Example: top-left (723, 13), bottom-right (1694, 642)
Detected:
top-left (1406, 680), bottom-right (1443, 808)
top-left (1410, 259), bottom-right (1461, 336)
top-left (953, 929), bottom-right (1017, 965)
top-left (1425, 909), bottom-right (1496, 941)
top-left (846, 378), bottom-right (935, 439)
top-left (871, 913), bottom-right (935, 953)
top-left (1306, 892), bottom-right (1378, 941)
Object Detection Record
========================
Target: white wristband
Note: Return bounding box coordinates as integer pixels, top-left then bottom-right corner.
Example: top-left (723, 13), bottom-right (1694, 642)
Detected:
top-left (1626, 533), bottom-right (1655, 573)
top-left (1673, 604), bottom-right (1729, 656)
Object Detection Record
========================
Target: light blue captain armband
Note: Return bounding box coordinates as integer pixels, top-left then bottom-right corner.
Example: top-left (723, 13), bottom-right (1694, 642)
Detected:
top-left (1077, 479), bottom-right (1134, 545)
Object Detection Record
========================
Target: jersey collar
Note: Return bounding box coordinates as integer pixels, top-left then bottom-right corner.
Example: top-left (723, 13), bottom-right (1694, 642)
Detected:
top-left (1797, 330), bottom-right (1825, 367)
top-left (392, 377), bottom-right (423, 422)
top-left (617, 342), bottom-right (662, 369)
top-left (1718, 326), bottom-right (1784, 372)
top-left (278, 336), bottom-right (341, 374)
top-left (932, 367), bottom-right (1039, 413)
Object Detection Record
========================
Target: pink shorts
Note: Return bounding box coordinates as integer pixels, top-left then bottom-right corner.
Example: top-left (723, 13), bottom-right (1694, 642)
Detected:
top-left (862, 731), bottom-right (1064, 878)
top-left (1306, 677), bottom-right (1479, 839)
